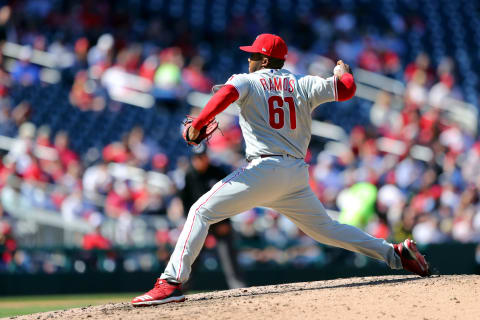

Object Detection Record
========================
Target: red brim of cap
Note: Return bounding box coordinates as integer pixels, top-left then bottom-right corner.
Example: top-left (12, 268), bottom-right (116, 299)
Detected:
top-left (239, 46), bottom-right (259, 53)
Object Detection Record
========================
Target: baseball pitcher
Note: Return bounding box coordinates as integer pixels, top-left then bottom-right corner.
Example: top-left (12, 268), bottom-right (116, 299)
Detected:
top-left (132, 34), bottom-right (430, 306)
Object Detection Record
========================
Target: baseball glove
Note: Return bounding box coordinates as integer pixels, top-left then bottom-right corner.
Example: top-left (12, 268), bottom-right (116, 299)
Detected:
top-left (182, 115), bottom-right (219, 146)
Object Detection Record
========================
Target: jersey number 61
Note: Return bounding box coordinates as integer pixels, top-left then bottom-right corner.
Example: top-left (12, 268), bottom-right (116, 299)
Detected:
top-left (268, 95), bottom-right (297, 130)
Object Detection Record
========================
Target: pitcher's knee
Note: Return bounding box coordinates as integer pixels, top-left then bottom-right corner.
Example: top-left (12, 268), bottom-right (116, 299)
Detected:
top-left (188, 203), bottom-right (221, 225)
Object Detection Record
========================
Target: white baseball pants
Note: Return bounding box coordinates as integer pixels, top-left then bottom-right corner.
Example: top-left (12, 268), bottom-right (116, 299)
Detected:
top-left (161, 156), bottom-right (402, 283)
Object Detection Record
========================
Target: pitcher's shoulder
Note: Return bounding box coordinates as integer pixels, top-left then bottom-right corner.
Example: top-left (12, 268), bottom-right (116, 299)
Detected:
top-left (297, 74), bottom-right (333, 88)
top-left (298, 74), bottom-right (328, 82)
top-left (225, 73), bottom-right (253, 88)
top-left (227, 73), bottom-right (250, 81)
top-left (225, 73), bottom-right (251, 99)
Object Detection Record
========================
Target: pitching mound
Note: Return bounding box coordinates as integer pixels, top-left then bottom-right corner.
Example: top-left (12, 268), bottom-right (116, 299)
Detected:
top-left (10, 275), bottom-right (480, 320)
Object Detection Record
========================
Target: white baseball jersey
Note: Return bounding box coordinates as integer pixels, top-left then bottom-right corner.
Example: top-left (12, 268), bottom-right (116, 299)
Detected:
top-left (225, 69), bottom-right (337, 159)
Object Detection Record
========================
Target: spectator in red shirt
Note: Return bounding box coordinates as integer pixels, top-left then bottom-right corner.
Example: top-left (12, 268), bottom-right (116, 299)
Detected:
top-left (22, 156), bottom-right (48, 183)
top-left (82, 226), bottom-right (111, 250)
top-left (182, 55), bottom-right (213, 93)
top-left (105, 180), bottom-right (133, 218)
top-left (102, 136), bottom-right (132, 164)
top-left (54, 131), bottom-right (79, 169)
top-left (404, 53), bottom-right (435, 86)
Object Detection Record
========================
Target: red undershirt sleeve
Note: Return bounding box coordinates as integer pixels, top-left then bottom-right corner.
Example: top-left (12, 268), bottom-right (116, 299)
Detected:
top-left (336, 73), bottom-right (356, 101)
top-left (191, 84), bottom-right (240, 130)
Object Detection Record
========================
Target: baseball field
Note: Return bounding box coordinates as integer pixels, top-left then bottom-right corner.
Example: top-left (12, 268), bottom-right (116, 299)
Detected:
top-left (3, 274), bottom-right (479, 320)
top-left (0, 292), bottom-right (142, 318)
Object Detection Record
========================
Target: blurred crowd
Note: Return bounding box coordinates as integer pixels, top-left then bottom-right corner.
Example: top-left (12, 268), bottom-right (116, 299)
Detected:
top-left (1, 0), bottom-right (480, 274)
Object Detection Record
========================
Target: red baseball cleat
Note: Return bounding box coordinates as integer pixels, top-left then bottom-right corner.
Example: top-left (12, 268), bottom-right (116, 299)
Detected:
top-left (394, 239), bottom-right (431, 277)
top-left (132, 279), bottom-right (185, 306)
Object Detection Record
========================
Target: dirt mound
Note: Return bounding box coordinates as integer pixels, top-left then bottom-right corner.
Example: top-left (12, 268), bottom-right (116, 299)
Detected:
top-left (9, 275), bottom-right (480, 320)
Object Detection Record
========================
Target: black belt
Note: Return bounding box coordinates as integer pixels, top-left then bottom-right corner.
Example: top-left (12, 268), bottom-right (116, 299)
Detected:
top-left (246, 154), bottom-right (302, 162)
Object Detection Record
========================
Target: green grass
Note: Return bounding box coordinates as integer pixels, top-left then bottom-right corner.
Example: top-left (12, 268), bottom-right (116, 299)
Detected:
top-left (0, 292), bottom-right (141, 317)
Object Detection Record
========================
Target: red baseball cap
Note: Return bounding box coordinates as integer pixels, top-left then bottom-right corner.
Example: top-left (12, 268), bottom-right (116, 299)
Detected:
top-left (239, 34), bottom-right (288, 60)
